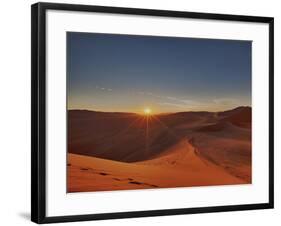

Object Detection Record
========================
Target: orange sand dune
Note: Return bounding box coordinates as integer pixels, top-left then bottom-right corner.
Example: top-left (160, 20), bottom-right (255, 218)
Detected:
top-left (67, 106), bottom-right (251, 192)
top-left (68, 139), bottom-right (246, 192)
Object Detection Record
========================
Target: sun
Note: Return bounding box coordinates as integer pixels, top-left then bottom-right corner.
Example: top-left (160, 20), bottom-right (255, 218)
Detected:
top-left (144, 108), bottom-right (152, 115)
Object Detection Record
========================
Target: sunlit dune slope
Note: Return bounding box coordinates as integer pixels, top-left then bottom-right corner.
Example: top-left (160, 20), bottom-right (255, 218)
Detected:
top-left (68, 139), bottom-right (246, 192)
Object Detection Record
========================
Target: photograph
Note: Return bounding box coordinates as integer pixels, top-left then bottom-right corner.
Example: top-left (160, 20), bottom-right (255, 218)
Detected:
top-left (30, 2), bottom-right (274, 223)
top-left (66, 32), bottom-right (252, 193)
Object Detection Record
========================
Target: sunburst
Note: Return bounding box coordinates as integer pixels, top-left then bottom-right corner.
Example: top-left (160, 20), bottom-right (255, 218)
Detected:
top-left (143, 108), bottom-right (152, 115)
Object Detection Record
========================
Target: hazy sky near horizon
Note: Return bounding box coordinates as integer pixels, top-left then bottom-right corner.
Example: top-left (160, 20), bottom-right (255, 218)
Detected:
top-left (67, 32), bottom-right (251, 114)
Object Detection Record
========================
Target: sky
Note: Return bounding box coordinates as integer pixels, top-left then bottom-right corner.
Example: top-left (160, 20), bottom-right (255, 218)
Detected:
top-left (67, 32), bottom-right (251, 114)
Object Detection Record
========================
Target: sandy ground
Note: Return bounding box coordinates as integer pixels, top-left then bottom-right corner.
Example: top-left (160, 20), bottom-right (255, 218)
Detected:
top-left (67, 139), bottom-right (246, 192)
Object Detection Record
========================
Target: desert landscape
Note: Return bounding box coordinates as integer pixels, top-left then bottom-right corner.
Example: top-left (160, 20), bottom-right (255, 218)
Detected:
top-left (67, 106), bottom-right (251, 192)
top-left (67, 32), bottom-right (252, 193)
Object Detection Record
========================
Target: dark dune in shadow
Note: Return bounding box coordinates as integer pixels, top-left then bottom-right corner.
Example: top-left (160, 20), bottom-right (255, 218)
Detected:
top-left (68, 110), bottom-right (181, 162)
top-left (68, 107), bottom-right (251, 161)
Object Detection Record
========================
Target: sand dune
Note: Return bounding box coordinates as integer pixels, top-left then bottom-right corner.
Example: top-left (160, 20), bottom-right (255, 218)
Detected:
top-left (67, 106), bottom-right (251, 192)
top-left (68, 139), bottom-right (245, 192)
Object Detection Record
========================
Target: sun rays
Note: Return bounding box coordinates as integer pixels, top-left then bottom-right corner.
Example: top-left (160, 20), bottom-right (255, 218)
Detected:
top-left (106, 108), bottom-right (181, 160)
top-left (136, 109), bottom-right (181, 157)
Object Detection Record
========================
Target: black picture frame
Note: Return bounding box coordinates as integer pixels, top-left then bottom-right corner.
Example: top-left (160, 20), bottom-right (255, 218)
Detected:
top-left (31, 2), bottom-right (274, 224)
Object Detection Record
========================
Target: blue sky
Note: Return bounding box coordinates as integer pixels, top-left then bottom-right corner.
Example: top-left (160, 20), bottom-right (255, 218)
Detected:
top-left (67, 32), bottom-right (251, 113)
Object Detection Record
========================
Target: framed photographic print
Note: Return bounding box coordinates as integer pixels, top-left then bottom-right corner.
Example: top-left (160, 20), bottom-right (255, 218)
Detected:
top-left (31, 2), bottom-right (274, 224)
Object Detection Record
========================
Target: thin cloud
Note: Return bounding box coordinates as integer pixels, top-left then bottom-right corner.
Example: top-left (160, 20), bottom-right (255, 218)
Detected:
top-left (136, 91), bottom-right (202, 106)
top-left (158, 102), bottom-right (187, 108)
top-left (213, 98), bottom-right (238, 106)
top-left (95, 86), bottom-right (113, 92)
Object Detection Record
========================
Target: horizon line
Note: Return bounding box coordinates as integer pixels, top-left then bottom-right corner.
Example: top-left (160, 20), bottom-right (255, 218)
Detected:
top-left (68, 105), bottom-right (251, 115)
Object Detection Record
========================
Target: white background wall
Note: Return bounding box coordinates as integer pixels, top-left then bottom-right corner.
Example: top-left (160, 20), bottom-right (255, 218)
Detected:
top-left (0, 0), bottom-right (279, 225)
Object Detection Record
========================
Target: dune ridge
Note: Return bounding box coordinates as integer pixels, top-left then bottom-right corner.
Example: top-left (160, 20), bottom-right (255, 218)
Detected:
top-left (68, 139), bottom-right (245, 192)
